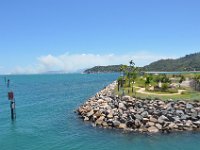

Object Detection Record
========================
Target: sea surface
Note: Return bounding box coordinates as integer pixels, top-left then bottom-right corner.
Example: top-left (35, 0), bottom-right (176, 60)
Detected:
top-left (0, 73), bottom-right (200, 150)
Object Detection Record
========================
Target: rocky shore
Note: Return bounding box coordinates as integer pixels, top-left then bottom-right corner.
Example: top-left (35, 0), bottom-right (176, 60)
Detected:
top-left (77, 81), bottom-right (200, 133)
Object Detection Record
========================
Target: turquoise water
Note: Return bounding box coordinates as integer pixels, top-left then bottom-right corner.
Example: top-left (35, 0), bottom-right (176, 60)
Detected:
top-left (0, 73), bottom-right (200, 150)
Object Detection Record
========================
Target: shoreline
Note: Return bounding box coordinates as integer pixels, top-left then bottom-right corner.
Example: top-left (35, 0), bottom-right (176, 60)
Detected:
top-left (77, 81), bottom-right (200, 133)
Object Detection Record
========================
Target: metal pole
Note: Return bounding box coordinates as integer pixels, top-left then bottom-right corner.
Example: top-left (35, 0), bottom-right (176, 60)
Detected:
top-left (8, 91), bottom-right (16, 120)
top-left (10, 100), bottom-right (16, 120)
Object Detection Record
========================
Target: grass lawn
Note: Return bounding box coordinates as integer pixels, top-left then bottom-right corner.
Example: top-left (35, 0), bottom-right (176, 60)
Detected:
top-left (115, 86), bottom-right (200, 101)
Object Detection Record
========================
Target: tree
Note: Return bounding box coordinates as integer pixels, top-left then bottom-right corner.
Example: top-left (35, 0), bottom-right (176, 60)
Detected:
top-left (161, 83), bottom-right (168, 92)
top-left (119, 65), bottom-right (128, 87)
top-left (129, 60), bottom-right (135, 67)
top-left (160, 74), bottom-right (171, 83)
top-left (127, 60), bottom-right (138, 87)
top-left (193, 75), bottom-right (200, 91)
top-left (145, 75), bottom-right (152, 88)
top-left (179, 75), bottom-right (185, 84)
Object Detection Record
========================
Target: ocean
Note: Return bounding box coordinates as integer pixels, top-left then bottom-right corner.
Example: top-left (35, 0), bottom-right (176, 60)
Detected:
top-left (0, 73), bottom-right (200, 150)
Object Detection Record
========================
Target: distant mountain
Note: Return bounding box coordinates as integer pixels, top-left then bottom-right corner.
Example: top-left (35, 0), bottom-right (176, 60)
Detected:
top-left (84, 65), bottom-right (123, 73)
top-left (144, 52), bottom-right (200, 71)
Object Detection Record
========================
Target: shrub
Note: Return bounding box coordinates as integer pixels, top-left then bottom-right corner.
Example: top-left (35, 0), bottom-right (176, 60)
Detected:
top-left (167, 88), bottom-right (178, 93)
top-left (161, 83), bottom-right (168, 91)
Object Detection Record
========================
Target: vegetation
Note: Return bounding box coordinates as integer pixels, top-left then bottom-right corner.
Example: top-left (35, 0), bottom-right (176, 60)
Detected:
top-left (144, 52), bottom-right (200, 71)
top-left (84, 52), bottom-right (200, 73)
top-left (116, 60), bottom-right (200, 101)
top-left (84, 65), bottom-right (123, 73)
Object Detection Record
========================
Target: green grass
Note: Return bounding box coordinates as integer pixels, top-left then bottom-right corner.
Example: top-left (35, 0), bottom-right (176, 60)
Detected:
top-left (117, 73), bottom-right (200, 101)
top-left (115, 86), bottom-right (200, 101)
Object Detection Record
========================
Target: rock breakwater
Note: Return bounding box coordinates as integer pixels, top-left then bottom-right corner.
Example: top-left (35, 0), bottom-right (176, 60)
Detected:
top-left (77, 81), bottom-right (200, 133)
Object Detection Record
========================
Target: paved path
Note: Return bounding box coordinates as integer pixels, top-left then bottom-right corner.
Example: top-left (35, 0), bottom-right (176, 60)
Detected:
top-left (136, 88), bottom-right (185, 96)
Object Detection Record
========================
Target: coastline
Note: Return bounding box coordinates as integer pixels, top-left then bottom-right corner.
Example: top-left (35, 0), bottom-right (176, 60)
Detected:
top-left (77, 81), bottom-right (200, 133)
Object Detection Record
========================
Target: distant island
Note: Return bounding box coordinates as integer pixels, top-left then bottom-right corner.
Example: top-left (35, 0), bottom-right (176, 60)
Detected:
top-left (84, 65), bottom-right (123, 74)
top-left (84, 52), bottom-right (200, 73)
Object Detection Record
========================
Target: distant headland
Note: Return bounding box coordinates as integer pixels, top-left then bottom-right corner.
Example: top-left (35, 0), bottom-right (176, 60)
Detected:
top-left (84, 52), bottom-right (200, 74)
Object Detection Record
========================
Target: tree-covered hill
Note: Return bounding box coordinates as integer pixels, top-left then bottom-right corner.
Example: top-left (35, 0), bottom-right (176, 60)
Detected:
top-left (84, 65), bottom-right (123, 73)
top-left (84, 52), bottom-right (200, 73)
top-left (144, 52), bottom-right (200, 71)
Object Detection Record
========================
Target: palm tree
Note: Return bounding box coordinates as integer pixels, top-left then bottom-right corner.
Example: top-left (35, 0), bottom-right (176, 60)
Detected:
top-left (119, 65), bottom-right (128, 87)
top-left (129, 60), bottom-right (135, 67)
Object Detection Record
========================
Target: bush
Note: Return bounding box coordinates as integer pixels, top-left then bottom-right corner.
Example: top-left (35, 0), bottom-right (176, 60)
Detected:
top-left (167, 88), bottom-right (178, 93)
top-left (161, 83), bottom-right (169, 91)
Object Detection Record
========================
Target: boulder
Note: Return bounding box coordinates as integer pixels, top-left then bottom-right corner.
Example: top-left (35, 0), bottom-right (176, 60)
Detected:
top-left (147, 126), bottom-right (159, 133)
top-left (84, 116), bottom-right (89, 121)
top-left (193, 121), bottom-right (200, 126)
top-left (150, 117), bottom-right (158, 123)
top-left (142, 118), bottom-right (149, 123)
top-left (126, 120), bottom-right (134, 128)
top-left (158, 101), bottom-right (165, 105)
top-left (180, 114), bottom-right (189, 120)
top-left (107, 113), bottom-right (114, 119)
top-left (86, 110), bottom-right (94, 117)
top-left (147, 122), bottom-right (155, 126)
top-left (135, 119), bottom-right (141, 128)
top-left (119, 103), bottom-right (126, 110)
top-left (118, 123), bottom-right (127, 129)
top-left (112, 120), bottom-right (120, 127)
top-left (191, 111), bottom-right (198, 118)
top-left (176, 110), bottom-right (185, 116)
top-left (155, 123), bottom-right (162, 130)
top-left (168, 122), bottom-right (177, 129)
top-left (186, 103), bottom-right (193, 109)
top-left (185, 120), bottom-right (193, 127)
top-left (158, 116), bottom-right (166, 124)
top-left (122, 96), bottom-right (132, 102)
top-left (135, 114), bottom-right (143, 121)
top-left (102, 121), bottom-right (108, 127)
top-left (141, 111), bottom-right (149, 118)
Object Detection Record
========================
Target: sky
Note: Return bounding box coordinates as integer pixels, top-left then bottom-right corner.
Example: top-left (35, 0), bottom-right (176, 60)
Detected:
top-left (0, 0), bottom-right (200, 74)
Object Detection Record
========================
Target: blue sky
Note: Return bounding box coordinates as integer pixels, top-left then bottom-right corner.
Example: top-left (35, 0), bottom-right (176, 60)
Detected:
top-left (0, 0), bottom-right (200, 74)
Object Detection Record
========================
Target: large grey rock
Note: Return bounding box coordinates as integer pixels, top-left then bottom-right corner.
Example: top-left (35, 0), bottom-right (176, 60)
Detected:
top-left (141, 111), bottom-right (149, 118)
top-left (158, 115), bottom-right (169, 122)
top-left (155, 123), bottom-right (162, 130)
top-left (172, 116), bottom-right (180, 122)
top-left (185, 120), bottom-right (193, 127)
top-left (95, 116), bottom-right (105, 125)
top-left (168, 122), bottom-right (177, 129)
top-left (86, 110), bottom-right (94, 117)
top-left (193, 121), bottom-right (200, 126)
top-left (118, 123), bottom-right (127, 129)
top-left (180, 114), bottom-right (189, 120)
top-left (122, 96), bottom-right (132, 102)
top-left (191, 111), bottom-right (198, 118)
top-left (107, 113), bottom-right (114, 119)
top-left (84, 116), bottom-right (89, 121)
top-left (147, 126), bottom-right (159, 133)
top-left (186, 103), bottom-right (193, 109)
top-left (102, 121), bottom-right (108, 127)
top-left (150, 117), bottom-right (158, 123)
top-left (113, 120), bottom-right (120, 127)
top-left (176, 110), bottom-right (184, 116)
top-left (119, 103), bottom-right (126, 110)
top-left (147, 122), bottom-right (155, 126)
top-left (135, 119), bottom-right (141, 128)
top-left (137, 108), bottom-right (145, 114)
top-left (126, 120), bottom-right (134, 128)
top-left (135, 114), bottom-right (143, 120)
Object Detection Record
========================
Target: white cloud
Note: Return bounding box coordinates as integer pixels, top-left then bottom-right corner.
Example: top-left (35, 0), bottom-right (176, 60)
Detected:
top-left (12, 52), bottom-right (175, 74)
